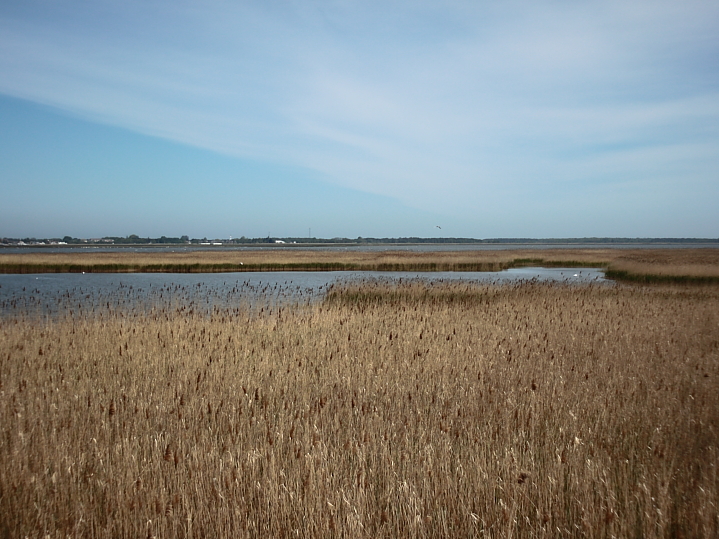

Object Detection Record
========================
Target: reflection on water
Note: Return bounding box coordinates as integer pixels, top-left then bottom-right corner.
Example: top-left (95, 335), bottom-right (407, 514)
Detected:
top-left (0, 268), bottom-right (608, 318)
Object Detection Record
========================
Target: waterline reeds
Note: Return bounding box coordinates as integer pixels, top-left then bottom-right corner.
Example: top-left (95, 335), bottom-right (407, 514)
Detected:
top-left (2, 247), bottom-right (719, 283)
top-left (1, 280), bottom-right (717, 537)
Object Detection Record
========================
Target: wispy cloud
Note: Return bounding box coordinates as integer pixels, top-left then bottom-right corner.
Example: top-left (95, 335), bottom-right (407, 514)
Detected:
top-left (1, 0), bottom-right (717, 235)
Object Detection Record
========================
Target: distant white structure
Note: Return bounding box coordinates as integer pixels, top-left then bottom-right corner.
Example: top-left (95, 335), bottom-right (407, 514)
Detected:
top-left (274, 240), bottom-right (285, 244)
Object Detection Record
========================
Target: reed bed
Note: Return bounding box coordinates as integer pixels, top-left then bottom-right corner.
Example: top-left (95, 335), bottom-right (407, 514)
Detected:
top-left (605, 250), bottom-right (719, 283)
top-left (1, 281), bottom-right (718, 537)
top-left (0, 249), bottom-right (516, 274)
top-left (1, 248), bottom-right (718, 283)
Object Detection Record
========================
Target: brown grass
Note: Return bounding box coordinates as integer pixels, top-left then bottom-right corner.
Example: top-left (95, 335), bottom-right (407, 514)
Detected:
top-left (1, 281), bottom-right (718, 537)
top-left (1, 248), bottom-right (719, 283)
top-left (0, 248), bottom-right (535, 272)
top-left (605, 250), bottom-right (719, 282)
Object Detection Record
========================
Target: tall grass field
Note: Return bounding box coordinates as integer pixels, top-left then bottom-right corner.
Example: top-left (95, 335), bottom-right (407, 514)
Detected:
top-left (2, 248), bottom-right (719, 283)
top-left (1, 279), bottom-right (718, 537)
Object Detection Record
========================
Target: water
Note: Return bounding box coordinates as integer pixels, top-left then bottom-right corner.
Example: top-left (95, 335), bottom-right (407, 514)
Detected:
top-left (1, 242), bottom-right (717, 254)
top-left (0, 268), bottom-right (607, 319)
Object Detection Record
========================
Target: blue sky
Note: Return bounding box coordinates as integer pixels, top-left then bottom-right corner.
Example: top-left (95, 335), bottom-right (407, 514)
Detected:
top-left (1, 0), bottom-right (718, 239)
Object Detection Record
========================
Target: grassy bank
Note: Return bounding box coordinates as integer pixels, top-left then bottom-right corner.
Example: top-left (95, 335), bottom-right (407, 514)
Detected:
top-left (1, 281), bottom-right (718, 537)
top-left (0, 249), bottom-right (521, 274)
top-left (1, 248), bottom-right (719, 283)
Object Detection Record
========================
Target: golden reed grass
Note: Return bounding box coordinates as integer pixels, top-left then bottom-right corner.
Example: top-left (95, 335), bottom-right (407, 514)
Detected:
top-left (2, 248), bottom-right (719, 282)
top-left (1, 281), bottom-right (718, 537)
top-left (0, 248), bottom-right (535, 274)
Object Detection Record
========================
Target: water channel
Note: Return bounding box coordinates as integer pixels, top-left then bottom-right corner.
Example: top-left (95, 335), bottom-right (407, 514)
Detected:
top-left (0, 267), bottom-right (608, 318)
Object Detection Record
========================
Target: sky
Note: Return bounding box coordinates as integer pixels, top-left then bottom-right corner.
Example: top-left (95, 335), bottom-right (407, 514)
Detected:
top-left (1, 0), bottom-right (718, 239)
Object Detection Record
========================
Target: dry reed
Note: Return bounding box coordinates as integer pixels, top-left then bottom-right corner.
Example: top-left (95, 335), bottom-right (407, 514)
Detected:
top-left (1, 280), bottom-right (718, 537)
top-left (1, 248), bottom-right (718, 283)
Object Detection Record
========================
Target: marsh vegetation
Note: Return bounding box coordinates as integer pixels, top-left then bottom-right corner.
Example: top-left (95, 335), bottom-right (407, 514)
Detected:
top-left (1, 279), bottom-right (718, 537)
top-left (1, 248), bottom-right (719, 284)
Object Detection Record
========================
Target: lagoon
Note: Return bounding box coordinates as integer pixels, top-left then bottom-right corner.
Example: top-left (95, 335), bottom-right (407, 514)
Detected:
top-left (0, 267), bottom-right (607, 318)
top-left (1, 242), bottom-right (716, 255)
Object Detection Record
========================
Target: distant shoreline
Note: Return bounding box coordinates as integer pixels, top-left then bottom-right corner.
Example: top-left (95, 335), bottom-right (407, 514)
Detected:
top-left (2, 237), bottom-right (718, 249)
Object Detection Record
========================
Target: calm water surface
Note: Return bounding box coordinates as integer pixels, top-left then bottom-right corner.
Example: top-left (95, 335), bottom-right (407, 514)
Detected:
top-left (0, 268), bottom-right (607, 318)
top-left (2, 242), bottom-right (717, 254)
